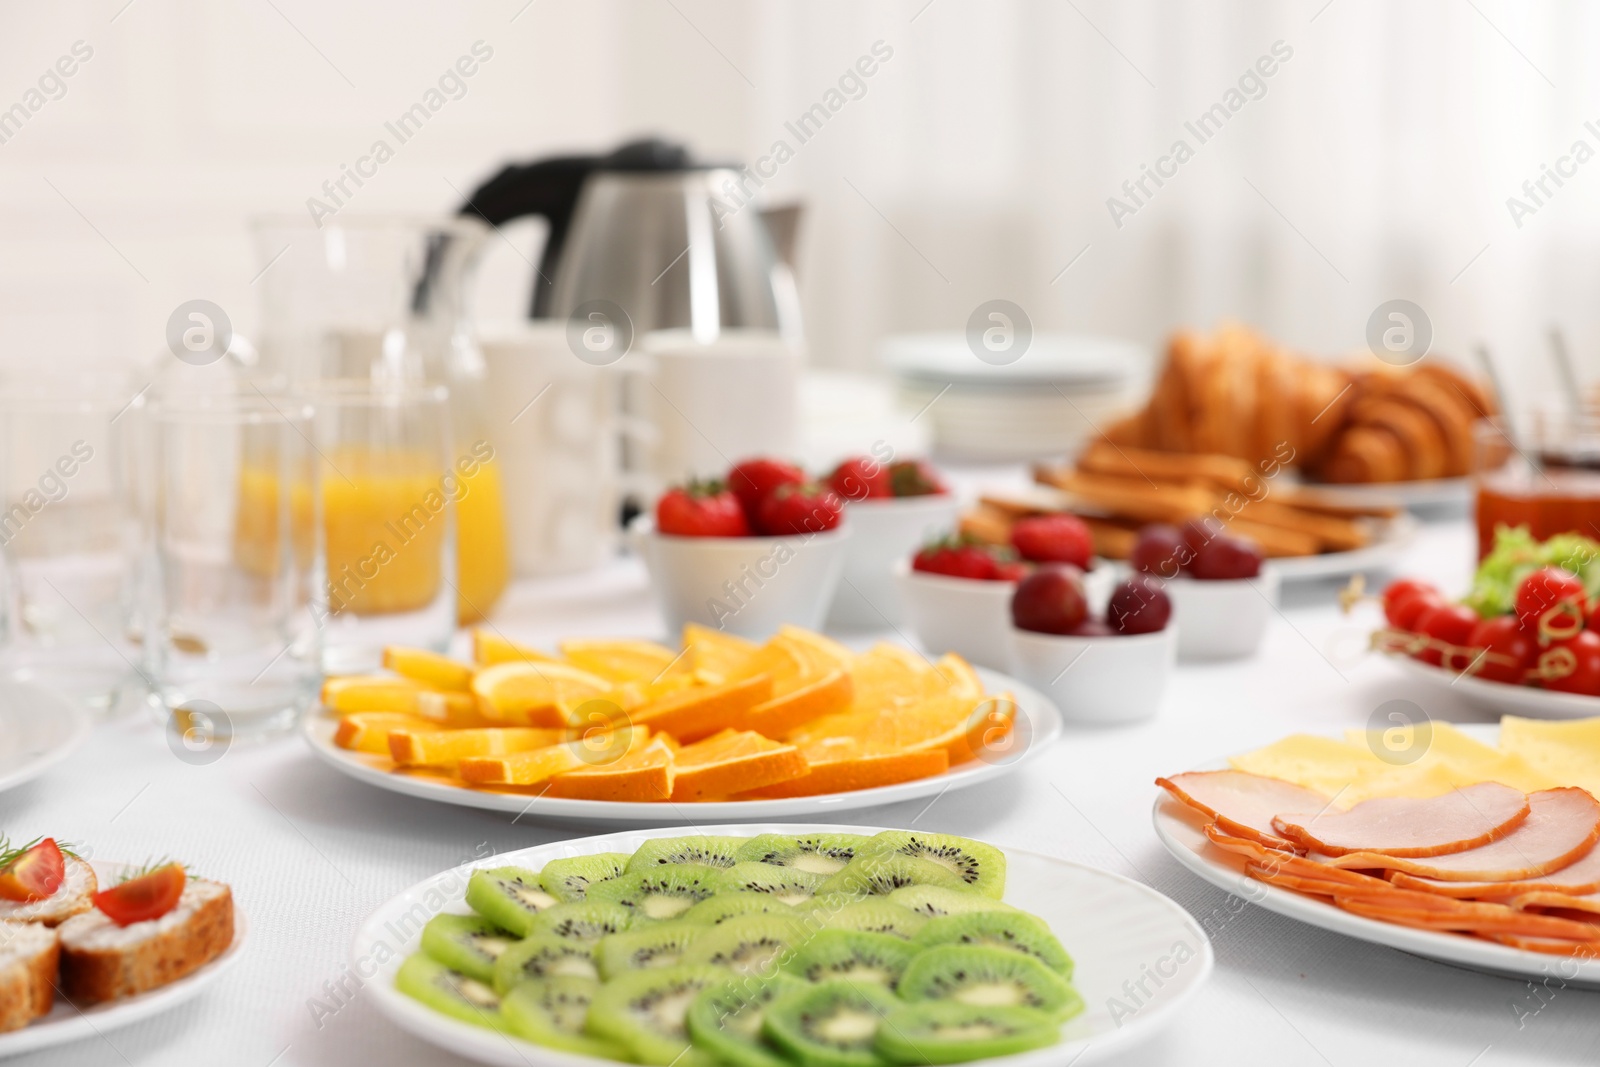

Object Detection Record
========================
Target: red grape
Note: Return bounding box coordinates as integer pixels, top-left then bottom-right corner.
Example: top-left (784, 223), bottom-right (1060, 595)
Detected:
top-left (1130, 524), bottom-right (1187, 579)
top-left (1180, 517), bottom-right (1224, 554)
top-left (1108, 576), bottom-right (1172, 635)
top-left (1189, 535), bottom-right (1263, 580)
top-left (1010, 564), bottom-right (1089, 635)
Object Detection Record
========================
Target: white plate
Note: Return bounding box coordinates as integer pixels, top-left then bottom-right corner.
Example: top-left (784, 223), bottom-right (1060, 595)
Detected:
top-left (303, 668), bottom-right (1061, 825)
top-left (357, 822), bottom-right (1212, 1067)
top-left (1150, 723), bottom-right (1600, 988)
top-left (0, 862), bottom-right (248, 1058)
top-left (1291, 476), bottom-right (1471, 513)
top-left (0, 681), bottom-right (91, 797)
top-left (1388, 653), bottom-right (1600, 719)
top-left (1267, 512), bottom-right (1419, 583)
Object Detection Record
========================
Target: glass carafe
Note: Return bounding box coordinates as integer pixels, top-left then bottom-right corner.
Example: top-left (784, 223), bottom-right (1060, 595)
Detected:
top-left (250, 214), bottom-right (510, 623)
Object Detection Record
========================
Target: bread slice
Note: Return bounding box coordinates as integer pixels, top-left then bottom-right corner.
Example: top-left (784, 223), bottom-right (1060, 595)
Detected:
top-left (57, 881), bottom-right (232, 1002)
top-left (0, 921), bottom-right (59, 1031)
top-left (0, 857), bottom-right (96, 927)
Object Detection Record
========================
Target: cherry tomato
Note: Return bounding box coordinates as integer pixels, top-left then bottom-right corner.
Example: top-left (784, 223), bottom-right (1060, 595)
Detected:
top-left (0, 838), bottom-right (66, 903)
top-left (92, 863), bottom-right (187, 927)
top-left (1413, 603), bottom-right (1478, 666)
top-left (755, 483), bottom-right (844, 535)
top-left (1515, 566), bottom-right (1587, 642)
top-left (1539, 630), bottom-right (1600, 696)
top-left (1011, 564), bottom-right (1089, 634)
top-left (727, 457), bottom-right (806, 520)
top-left (827, 456), bottom-right (892, 501)
top-left (655, 483), bottom-right (750, 537)
top-left (1010, 515), bottom-right (1093, 568)
top-left (887, 459), bottom-right (947, 497)
top-left (1390, 589), bottom-right (1445, 632)
top-left (1382, 578), bottom-right (1440, 627)
top-left (1465, 615), bottom-right (1536, 684)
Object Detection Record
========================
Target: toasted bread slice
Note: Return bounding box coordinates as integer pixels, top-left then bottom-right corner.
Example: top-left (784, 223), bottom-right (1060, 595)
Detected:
top-left (0, 921), bottom-right (59, 1031)
top-left (0, 857), bottom-right (96, 927)
top-left (58, 880), bottom-right (232, 1002)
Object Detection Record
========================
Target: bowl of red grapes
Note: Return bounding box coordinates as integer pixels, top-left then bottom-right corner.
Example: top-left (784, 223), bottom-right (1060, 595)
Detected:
top-left (1128, 519), bottom-right (1279, 661)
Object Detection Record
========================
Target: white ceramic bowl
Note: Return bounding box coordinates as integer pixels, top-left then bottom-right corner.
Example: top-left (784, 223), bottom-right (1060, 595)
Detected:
top-left (629, 516), bottom-right (850, 639)
top-left (1009, 625), bottom-right (1177, 725)
top-left (1163, 564), bottom-right (1280, 661)
top-left (894, 559), bottom-right (1017, 670)
top-left (826, 493), bottom-right (962, 630)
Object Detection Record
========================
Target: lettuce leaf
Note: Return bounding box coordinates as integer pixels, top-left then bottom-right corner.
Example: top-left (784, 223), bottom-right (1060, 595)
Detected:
top-left (1465, 525), bottom-right (1600, 617)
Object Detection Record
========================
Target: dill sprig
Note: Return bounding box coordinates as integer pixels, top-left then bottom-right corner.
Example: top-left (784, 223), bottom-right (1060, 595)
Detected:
top-left (0, 836), bottom-right (80, 870)
top-left (115, 858), bottom-right (191, 885)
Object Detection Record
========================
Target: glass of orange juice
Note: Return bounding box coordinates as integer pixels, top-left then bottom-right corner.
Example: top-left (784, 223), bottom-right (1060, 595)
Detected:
top-left (146, 391), bottom-right (323, 742)
top-left (308, 381), bottom-right (457, 673)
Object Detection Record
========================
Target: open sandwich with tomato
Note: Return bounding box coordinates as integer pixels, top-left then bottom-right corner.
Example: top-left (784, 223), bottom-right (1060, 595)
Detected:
top-left (0, 837), bottom-right (233, 1031)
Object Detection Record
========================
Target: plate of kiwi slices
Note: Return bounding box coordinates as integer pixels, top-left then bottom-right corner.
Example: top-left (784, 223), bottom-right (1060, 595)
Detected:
top-left (355, 824), bottom-right (1211, 1066)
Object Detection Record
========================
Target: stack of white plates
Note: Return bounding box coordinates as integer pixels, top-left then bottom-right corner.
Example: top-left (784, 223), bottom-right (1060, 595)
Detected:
top-left (882, 332), bottom-right (1151, 461)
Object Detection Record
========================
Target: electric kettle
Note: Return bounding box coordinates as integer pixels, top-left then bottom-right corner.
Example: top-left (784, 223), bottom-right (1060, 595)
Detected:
top-left (457, 138), bottom-right (802, 341)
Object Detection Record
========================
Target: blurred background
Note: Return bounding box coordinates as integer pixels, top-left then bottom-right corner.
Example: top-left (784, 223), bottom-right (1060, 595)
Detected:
top-left (2, 0), bottom-right (1596, 401)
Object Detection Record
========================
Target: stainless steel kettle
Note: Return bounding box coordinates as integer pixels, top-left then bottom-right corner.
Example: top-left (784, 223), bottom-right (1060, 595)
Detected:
top-left (459, 139), bottom-right (801, 342)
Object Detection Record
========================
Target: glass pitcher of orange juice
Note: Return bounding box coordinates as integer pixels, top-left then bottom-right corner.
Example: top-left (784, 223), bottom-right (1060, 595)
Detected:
top-left (250, 215), bottom-right (510, 623)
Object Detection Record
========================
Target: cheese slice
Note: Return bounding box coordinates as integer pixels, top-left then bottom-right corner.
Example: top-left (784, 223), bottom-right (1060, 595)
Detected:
top-left (1500, 716), bottom-right (1600, 799)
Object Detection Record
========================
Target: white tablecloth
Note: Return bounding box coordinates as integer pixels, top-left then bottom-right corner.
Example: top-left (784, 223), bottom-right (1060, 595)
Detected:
top-left (4, 519), bottom-right (1596, 1066)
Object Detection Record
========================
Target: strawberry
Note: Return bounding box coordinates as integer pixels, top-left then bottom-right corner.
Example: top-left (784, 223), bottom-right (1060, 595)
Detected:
top-left (888, 459), bottom-right (946, 497)
top-left (827, 456), bottom-right (892, 501)
top-left (755, 483), bottom-right (844, 536)
top-left (655, 480), bottom-right (751, 537)
top-left (727, 457), bottom-right (806, 521)
top-left (1010, 514), bottom-right (1093, 568)
top-left (911, 537), bottom-right (1022, 581)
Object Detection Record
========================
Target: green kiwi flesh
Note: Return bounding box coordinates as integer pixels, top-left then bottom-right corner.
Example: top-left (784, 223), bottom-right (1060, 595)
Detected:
top-left (781, 930), bottom-right (918, 991)
top-left (466, 867), bottom-right (560, 936)
top-left (492, 933), bottom-right (600, 994)
top-left (804, 898), bottom-right (927, 940)
top-left (912, 911), bottom-right (1073, 977)
top-left (681, 890), bottom-right (797, 926)
top-left (501, 975), bottom-right (629, 1059)
top-left (885, 886), bottom-right (1016, 919)
top-left (735, 833), bottom-right (875, 876)
top-left (396, 953), bottom-right (509, 1031)
top-left (896, 945), bottom-right (1082, 1021)
top-left (868, 832), bottom-right (1006, 899)
top-left (627, 836), bottom-right (749, 871)
top-left (873, 1002), bottom-right (1060, 1064)
top-left (585, 964), bottom-right (728, 1065)
top-left (686, 974), bottom-right (807, 1067)
top-left (679, 913), bottom-right (811, 976)
top-left (722, 862), bottom-right (825, 905)
top-left (818, 853), bottom-right (964, 898)
top-left (540, 853), bottom-right (630, 902)
top-left (763, 978), bottom-right (897, 1067)
top-left (586, 864), bottom-right (729, 920)
top-left (419, 913), bottom-right (517, 985)
top-left (528, 900), bottom-right (634, 943)
top-left (596, 921), bottom-right (704, 978)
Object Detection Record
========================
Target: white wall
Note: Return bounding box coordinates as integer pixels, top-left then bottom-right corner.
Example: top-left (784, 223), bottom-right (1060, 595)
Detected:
top-left (2, 0), bottom-right (1596, 412)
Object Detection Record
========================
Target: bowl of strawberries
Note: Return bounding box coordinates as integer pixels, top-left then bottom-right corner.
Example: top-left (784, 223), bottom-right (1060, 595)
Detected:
top-left (632, 457), bottom-right (851, 638)
top-left (896, 514), bottom-right (1102, 670)
top-left (822, 451), bottom-right (961, 630)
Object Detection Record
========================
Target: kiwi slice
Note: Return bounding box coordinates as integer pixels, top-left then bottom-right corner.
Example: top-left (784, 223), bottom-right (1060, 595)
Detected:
top-left (680, 913), bottom-right (812, 976)
top-left (419, 913), bottom-right (517, 985)
top-left (687, 973), bottom-right (807, 1067)
top-left (597, 921), bottom-right (704, 978)
top-left (818, 853), bottom-right (964, 898)
top-left (502, 975), bottom-right (629, 1059)
top-left (586, 964), bottom-right (728, 1065)
top-left (735, 833), bottom-right (875, 876)
top-left (897, 945), bottom-right (1082, 1021)
top-left (541, 853), bottom-right (630, 902)
top-left (873, 1001), bottom-right (1060, 1064)
top-left (395, 953), bottom-right (508, 1031)
top-left (528, 900), bottom-right (634, 943)
top-left (885, 886), bottom-right (1016, 919)
top-left (722, 861), bottom-right (825, 905)
top-left (491, 933), bottom-right (600, 994)
top-left (913, 911), bottom-right (1074, 977)
top-left (628, 835), bottom-right (749, 871)
top-left (466, 867), bottom-right (560, 936)
top-left (868, 832), bottom-right (1006, 899)
top-left (782, 930), bottom-right (918, 990)
top-left (587, 864), bottom-right (729, 920)
top-left (763, 978), bottom-right (897, 1067)
top-left (804, 898), bottom-right (927, 940)
top-left (682, 890), bottom-right (797, 926)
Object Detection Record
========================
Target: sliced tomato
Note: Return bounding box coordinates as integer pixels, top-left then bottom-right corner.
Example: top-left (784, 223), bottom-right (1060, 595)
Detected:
top-left (93, 863), bottom-right (187, 926)
top-left (0, 838), bottom-right (66, 902)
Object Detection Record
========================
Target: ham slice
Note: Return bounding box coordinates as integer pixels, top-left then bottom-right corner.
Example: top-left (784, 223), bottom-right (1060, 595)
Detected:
top-left (1157, 771), bottom-right (1329, 850)
top-left (1247, 860), bottom-right (1392, 898)
top-left (1390, 837), bottom-right (1600, 899)
top-left (1318, 788), bottom-right (1600, 882)
top-left (1334, 886), bottom-right (1600, 941)
top-left (1507, 891), bottom-right (1600, 916)
top-left (1272, 782), bottom-right (1529, 857)
top-left (1482, 931), bottom-right (1600, 955)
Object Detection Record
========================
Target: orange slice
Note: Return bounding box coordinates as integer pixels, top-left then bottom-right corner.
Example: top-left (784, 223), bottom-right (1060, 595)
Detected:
top-left (546, 738), bottom-right (677, 802)
top-left (669, 729), bottom-right (810, 801)
top-left (777, 626), bottom-right (855, 671)
top-left (414, 689), bottom-right (493, 728)
top-left (388, 727), bottom-right (574, 767)
top-left (726, 639), bottom-right (809, 698)
top-left (470, 661), bottom-right (613, 727)
top-left (381, 646), bottom-right (474, 692)
top-left (457, 727), bottom-right (646, 785)
top-left (931, 653), bottom-right (984, 700)
top-left (739, 668), bottom-right (854, 738)
top-left (334, 712), bottom-right (433, 755)
top-left (740, 740), bottom-right (949, 798)
top-left (560, 639), bottom-right (684, 684)
top-left (321, 674), bottom-right (425, 713)
top-left (682, 624), bottom-right (757, 682)
top-left (471, 629), bottom-right (560, 666)
top-left (630, 674), bottom-right (775, 743)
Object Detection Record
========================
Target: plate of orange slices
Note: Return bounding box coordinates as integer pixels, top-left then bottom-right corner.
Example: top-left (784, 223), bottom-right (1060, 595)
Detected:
top-left (301, 625), bottom-right (1060, 824)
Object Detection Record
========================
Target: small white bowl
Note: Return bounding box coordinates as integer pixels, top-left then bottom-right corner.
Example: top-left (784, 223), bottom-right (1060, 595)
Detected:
top-left (1163, 564), bottom-right (1281, 661)
top-left (827, 493), bottom-right (962, 630)
top-left (894, 560), bottom-right (1017, 670)
top-left (1009, 625), bottom-right (1177, 725)
top-left (629, 516), bottom-right (850, 639)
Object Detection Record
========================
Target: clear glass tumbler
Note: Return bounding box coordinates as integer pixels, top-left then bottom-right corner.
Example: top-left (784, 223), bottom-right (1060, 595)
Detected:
top-left (0, 384), bottom-right (141, 713)
top-left (311, 381), bottom-right (457, 674)
top-left (145, 390), bottom-right (323, 740)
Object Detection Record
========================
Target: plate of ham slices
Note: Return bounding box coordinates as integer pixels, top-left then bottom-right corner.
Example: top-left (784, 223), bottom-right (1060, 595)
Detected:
top-left (1152, 731), bottom-right (1600, 986)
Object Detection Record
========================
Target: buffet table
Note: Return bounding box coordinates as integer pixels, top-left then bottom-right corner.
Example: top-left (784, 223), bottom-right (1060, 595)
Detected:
top-left (3, 517), bottom-right (1594, 1067)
